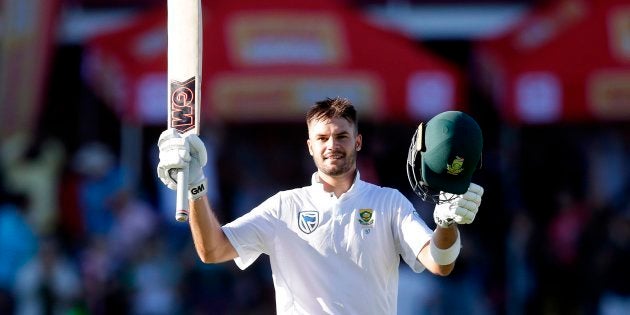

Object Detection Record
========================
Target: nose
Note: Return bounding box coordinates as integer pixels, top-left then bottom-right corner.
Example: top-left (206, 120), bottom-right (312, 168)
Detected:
top-left (325, 137), bottom-right (339, 150)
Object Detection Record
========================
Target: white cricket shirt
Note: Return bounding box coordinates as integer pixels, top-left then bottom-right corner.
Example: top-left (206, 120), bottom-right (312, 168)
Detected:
top-left (222, 172), bottom-right (432, 314)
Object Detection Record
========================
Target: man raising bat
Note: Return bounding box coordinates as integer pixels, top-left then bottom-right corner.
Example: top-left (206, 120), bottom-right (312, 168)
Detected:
top-left (156, 97), bottom-right (484, 314)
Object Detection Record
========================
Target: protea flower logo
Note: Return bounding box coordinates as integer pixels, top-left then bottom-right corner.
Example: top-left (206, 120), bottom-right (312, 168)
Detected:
top-left (446, 156), bottom-right (464, 175)
top-left (298, 211), bottom-right (320, 234)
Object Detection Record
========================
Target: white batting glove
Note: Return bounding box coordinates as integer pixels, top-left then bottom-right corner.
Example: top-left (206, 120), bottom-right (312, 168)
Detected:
top-left (157, 129), bottom-right (208, 199)
top-left (433, 183), bottom-right (484, 228)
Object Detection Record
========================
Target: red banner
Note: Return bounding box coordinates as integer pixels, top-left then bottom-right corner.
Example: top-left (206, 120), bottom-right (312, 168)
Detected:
top-left (84, 0), bottom-right (464, 125)
top-left (475, 0), bottom-right (630, 124)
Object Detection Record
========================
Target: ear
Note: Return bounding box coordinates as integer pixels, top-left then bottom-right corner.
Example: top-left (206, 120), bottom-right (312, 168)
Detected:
top-left (307, 139), bottom-right (314, 156)
top-left (355, 134), bottom-right (362, 151)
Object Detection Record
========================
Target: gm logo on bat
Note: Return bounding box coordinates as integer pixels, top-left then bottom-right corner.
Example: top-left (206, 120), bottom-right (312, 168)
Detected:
top-left (170, 77), bottom-right (196, 133)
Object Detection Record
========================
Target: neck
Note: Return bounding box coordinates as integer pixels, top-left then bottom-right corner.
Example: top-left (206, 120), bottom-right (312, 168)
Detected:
top-left (317, 169), bottom-right (357, 197)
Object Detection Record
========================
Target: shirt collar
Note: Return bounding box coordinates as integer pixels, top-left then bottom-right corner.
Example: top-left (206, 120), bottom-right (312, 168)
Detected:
top-left (310, 171), bottom-right (362, 199)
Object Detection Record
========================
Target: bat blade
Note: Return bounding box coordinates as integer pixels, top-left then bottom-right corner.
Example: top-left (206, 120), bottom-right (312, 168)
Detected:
top-left (167, 0), bottom-right (202, 222)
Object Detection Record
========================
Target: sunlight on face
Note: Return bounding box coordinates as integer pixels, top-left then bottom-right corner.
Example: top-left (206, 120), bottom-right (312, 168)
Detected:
top-left (307, 117), bottom-right (361, 177)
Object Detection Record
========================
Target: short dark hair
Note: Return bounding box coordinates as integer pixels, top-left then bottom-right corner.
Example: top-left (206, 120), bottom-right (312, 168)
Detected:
top-left (306, 97), bottom-right (358, 131)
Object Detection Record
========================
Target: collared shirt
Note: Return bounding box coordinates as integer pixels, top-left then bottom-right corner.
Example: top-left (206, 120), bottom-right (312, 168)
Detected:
top-left (222, 171), bottom-right (432, 315)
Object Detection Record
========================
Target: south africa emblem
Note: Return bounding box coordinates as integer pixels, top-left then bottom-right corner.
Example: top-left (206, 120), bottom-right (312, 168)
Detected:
top-left (446, 156), bottom-right (465, 175)
top-left (358, 209), bottom-right (374, 225)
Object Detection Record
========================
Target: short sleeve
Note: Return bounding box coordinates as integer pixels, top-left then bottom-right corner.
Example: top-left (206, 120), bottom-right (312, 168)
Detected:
top-left (222, 194), bottom-right (279, 270)
top-left (395, 198), bottom-right (432, 273)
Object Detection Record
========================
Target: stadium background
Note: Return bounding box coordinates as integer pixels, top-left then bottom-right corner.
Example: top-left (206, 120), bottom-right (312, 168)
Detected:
top-left (1, 0), bottom-right (629, 314)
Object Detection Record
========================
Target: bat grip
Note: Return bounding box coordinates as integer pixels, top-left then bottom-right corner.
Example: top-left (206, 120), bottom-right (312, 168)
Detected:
top-left (175, 166), bottom-right (189, 222)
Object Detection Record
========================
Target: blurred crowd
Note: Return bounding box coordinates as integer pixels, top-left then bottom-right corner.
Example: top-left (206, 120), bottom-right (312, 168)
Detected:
top-left (0, 116), bottom-right (628, 315)
top-left (0, 127), bottom-right (274, 315)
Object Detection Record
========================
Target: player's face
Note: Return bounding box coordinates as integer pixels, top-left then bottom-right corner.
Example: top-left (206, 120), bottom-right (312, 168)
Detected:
top-left (307, 117), bottom-right (362, 177)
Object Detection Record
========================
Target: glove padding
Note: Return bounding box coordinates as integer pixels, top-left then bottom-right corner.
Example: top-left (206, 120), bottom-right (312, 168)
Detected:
top-left (157, 129), bottom-right (207, 198)
top-left (433, 183), bottom-right (484, 228)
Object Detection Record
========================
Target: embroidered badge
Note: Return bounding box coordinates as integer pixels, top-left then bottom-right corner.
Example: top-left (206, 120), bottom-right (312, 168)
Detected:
top-left (446, 156), bottom-right (464, 175)
top-left (298, 211), bottom-right (320, 234)
top-left (358, 208), bottom-right (374, 225)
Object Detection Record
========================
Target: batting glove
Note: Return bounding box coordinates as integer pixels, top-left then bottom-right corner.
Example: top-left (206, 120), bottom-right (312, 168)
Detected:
top-left (433, 183), bottom-right (484, 228)
top-left (157, 129), bottom-right (208, 199)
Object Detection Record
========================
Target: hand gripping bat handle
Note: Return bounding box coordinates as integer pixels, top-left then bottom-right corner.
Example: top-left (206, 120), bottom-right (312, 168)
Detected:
top-left (175, 166), bottom-right (189, 222)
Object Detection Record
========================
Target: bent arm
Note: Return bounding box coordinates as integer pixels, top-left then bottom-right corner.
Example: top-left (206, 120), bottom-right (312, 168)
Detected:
top-left (189, 195), bottom-right (238, 263)
top-left (417, 225), bottom-right (459, 276)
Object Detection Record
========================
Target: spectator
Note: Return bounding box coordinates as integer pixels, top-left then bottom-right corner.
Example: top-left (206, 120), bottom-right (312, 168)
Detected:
top-left (72, 142), bottom-right (125, 237)
top-left (597, 212), bottom-right (630, 315)
top-left (0, 193), bottom-right (38, 314)
top-left (107, 190), bottom-right (158, 264)
top-left (0, 133), bottom-right (65, 235)
top-left (14, 237), bottom-right (82, 315)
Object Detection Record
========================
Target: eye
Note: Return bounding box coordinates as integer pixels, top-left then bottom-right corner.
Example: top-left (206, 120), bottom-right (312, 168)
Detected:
top-left (335, 133), bottom-right (350, 141)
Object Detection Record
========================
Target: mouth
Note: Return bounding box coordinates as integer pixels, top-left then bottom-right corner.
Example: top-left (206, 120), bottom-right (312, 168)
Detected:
top-left (324, 152), bottom-right (345, 161)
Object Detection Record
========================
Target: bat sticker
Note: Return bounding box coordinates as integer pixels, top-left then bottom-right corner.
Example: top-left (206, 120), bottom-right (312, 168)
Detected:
top-left (170, 77), bottom-right (196, 133)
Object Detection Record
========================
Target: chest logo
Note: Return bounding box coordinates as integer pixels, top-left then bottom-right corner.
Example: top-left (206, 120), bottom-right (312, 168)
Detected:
top-left (298, 211), bottom-right (320, 234)
top-left (358, 208), bottom-right (374, 225)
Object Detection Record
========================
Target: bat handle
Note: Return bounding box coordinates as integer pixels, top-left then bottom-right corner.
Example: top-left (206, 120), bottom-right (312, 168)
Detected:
top-left (175, 166), bottom-right (189, 222)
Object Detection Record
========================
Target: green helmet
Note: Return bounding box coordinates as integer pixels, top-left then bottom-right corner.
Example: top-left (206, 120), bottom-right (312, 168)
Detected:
top-left (406, 111), bottom-right (483, 203)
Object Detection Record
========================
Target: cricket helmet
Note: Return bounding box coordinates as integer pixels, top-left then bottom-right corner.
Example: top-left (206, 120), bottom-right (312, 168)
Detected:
top-left (406, 111), bottom-right (483, 204)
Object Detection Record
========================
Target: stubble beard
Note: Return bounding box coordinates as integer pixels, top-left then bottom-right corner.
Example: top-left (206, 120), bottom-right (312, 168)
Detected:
top-left (315, 149), bottom-right (357, 177)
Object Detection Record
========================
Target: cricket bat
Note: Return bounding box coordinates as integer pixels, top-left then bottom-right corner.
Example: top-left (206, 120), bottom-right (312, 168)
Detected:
top-left (167, 0), bottom-right (202, 222)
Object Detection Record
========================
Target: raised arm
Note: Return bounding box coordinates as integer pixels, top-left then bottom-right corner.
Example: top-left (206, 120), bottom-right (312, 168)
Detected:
top-left (188, 195), bottom-right (237, 263)
top-left (157, 129), bottom-right (237, 263)
top-left (418, 225), bottom-right (459, 276)
top-left (417, 183), bottom-right (484, 275)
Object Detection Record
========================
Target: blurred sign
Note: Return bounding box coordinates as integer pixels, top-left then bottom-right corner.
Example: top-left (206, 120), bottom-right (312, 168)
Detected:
top-left (515, 72), bottom-right (562, 123)
top-left (407, 71), bottom-right (455, 118)
top-left (227, 12), bottom-right (348, 66)
top-left (609, 8), bottom-right (630, 62)
top-left (588, 70), bottom-right (630, 119)
top-left (211, 73), bottom-right (382, 121)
